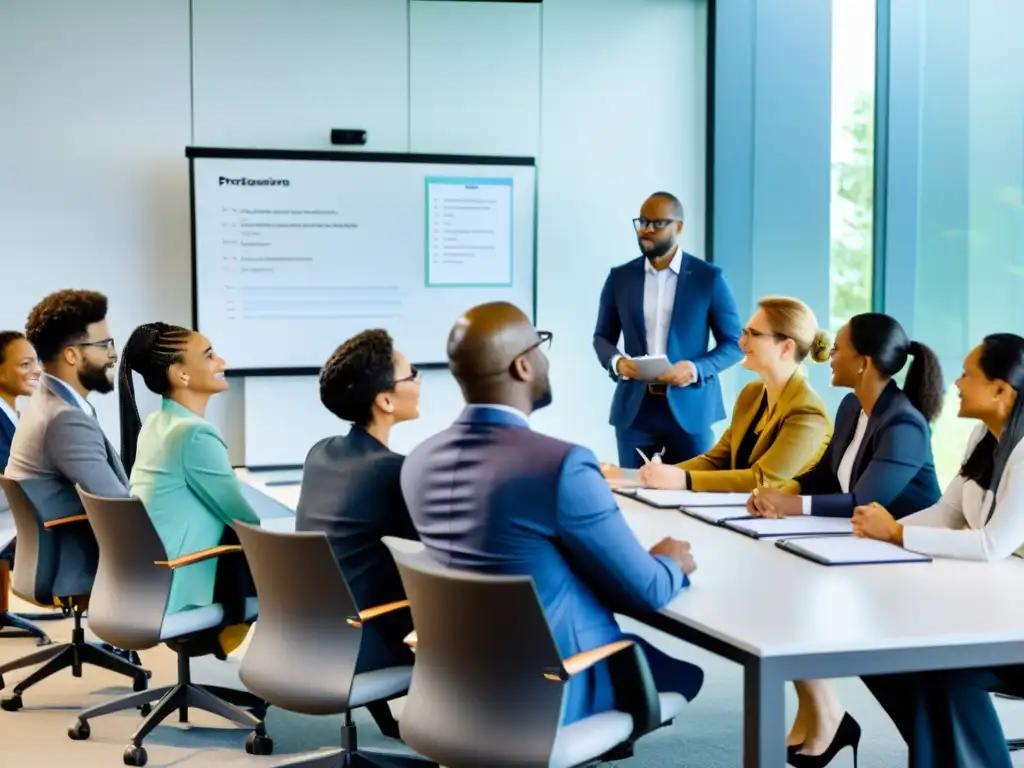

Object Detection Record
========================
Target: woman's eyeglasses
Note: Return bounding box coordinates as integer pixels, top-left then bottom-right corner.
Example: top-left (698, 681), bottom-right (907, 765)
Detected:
top-left (395, 365), bottom-right (421, 385)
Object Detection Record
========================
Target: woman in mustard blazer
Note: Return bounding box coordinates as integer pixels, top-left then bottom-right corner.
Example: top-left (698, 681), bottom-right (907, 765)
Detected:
top-left (631, 296), bottom-right (833, 492)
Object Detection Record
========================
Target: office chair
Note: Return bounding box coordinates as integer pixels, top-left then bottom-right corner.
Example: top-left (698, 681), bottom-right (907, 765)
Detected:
top-left (0, 504), bottom-right (56, 645)
top-left (993, 690), bottom-right (1024, 751)
top-left (67, 490), bottom-right (270, 766)
top-left (234, 521), bottom-right (434, 767)
top-left (383, 536), bottom-right (685, 768)
top-left (0, 476), bottom-right (149, 710)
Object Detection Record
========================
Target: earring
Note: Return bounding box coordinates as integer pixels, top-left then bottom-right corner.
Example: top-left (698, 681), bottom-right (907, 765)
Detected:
top-left (858, 367), bottom-right (865, 375)
top-left (181, 374), bottom-right (190, 385)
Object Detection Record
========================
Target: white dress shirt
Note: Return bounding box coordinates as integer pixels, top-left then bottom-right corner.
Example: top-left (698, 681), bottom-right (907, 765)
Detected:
top-left (43, 373), bottom-right (95, 417)
top-left (610, 246), bottom-right (683, 375)
top-left (901, 424), bottom-right (1024, 561)
top-left (802, 409), bottom-right (869, 514)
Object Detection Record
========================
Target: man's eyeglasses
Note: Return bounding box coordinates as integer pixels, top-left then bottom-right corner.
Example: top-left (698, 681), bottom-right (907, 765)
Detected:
top-left (395, 365), bottom-right (421, 385)
top-left (632, 218), bottom-right (681, 233)
top-left (76, 338), bottom-right (116, 353)
top-left (470, 330), bottom-right (554, 377)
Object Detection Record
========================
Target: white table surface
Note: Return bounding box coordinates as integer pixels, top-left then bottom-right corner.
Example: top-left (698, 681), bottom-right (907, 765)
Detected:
top-left (619, 496), bottom-right (1024, 660)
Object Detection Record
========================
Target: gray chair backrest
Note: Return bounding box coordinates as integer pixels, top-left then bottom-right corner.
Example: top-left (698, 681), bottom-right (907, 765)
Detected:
top-left (234, 521), bottom-right (363, 715)
top-left (0, 475), bottom-right (51, 604)
top-left (383, 536), bottom-right (565, 768)
top-left (76, 488), bottom-right (171, 649)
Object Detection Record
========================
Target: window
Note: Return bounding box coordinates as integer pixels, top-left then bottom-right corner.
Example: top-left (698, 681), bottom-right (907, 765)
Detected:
top-left (880, 0), bottom-right (1024, 485)
top-left (828, 0), bottom-right (877, 331)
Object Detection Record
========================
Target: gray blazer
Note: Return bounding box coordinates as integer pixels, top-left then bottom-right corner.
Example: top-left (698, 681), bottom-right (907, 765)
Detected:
top-left (4, 375), bottom-right (129, 596)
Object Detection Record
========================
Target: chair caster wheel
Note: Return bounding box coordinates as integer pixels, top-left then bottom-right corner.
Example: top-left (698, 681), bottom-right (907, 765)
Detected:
top-left (1, 694), bottom-right (22, 712)
top-left (68, 719), bottom-right (91, 740)
top-left (123, 744), bottom-right (147, 766)
top-left (245, 731), bottom-right (274, 756)
top-left (132, 674), bottom-right (148, 692)
top-left (139, 702), bottom-right (151, 716)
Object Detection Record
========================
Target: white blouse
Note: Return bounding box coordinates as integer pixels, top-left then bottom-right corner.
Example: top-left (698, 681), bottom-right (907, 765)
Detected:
top-left (901, 424), bottom-right (1024, 561)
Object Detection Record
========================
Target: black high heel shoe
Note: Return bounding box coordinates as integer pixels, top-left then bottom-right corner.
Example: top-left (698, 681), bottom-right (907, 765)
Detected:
top-left (788, 713), bottom-right (861, 768)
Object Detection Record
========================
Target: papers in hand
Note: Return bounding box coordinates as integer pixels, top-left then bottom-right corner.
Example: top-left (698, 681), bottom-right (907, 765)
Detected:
top-left (630, 355), bottom-right (672, 382)
top-left (776, 535), bottom-right (932, 566)
top-left (724, 516), bottom-right (853, 539)
top-left (622, 489), bottom-right (752, 508)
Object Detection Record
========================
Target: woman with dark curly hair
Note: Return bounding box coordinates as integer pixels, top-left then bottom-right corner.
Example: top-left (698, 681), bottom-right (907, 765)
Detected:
top-left (295, 329), bottom-right (422, 680)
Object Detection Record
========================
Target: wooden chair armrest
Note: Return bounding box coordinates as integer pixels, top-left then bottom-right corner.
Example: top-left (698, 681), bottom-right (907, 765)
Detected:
top-left (404, 630), bottom-right (418, 649)
top-left (43, 513), bottom-right (89, 529)
top-left (155, 544), bottom-right (243, 570)
top-left (346, 599), bottom-right (410, 627)
top-left (543, 639), bottom-right (635, 682)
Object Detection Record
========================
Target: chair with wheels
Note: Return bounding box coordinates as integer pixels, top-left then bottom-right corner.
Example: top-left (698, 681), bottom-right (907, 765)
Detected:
top-left (234, 520), bottom-right (435, 767)
top-left (68, 489), bottom-right (269, 767)
top-left (1, 500), bottom-right (59, 645)
top-left (0, 476), bottom-right (149, 709)
top-left (383, 536), bottom-right (684, 768)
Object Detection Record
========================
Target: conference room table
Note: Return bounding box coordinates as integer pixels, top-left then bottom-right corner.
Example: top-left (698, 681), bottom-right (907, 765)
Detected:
top-left (236, 468), bottom-right (1024, 767)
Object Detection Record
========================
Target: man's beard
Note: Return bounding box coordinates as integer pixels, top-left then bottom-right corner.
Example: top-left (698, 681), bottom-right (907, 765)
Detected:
top-left (532, 381), bottom-right (553, 412)
top-left (639, 237), bottom-right (675, 262)
top-left (80, 360), bottom-right (114, 394)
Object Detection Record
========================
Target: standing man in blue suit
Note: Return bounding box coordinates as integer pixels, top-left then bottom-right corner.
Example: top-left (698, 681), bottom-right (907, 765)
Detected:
top-left (594, 192), bottom-right (743, 468)
top-left (401, 301), bottom-right (703, 725)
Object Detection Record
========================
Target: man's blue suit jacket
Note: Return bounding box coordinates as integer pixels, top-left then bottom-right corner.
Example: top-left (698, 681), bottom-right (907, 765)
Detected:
top-left (593, 253), bottom-right (743, 433)
top-left (400, 406), bottom-right (698, 724)
top-left (0, 408), bottom-right (15, 471)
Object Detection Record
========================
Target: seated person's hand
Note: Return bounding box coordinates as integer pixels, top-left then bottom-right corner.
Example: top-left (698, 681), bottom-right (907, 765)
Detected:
top-left (657, 360), bottom-right (697, 387)
top-left (600, 462), bottom-right (623, 481)
top-left (649, 536), bottom-right (697, 576)
top-left (637, 455), bottom-right (687, 490)
top-left (746, 487), bottom-right (801, 518)
top-left (852, 502), bottom-right (901, 543)
top-left (616, 358), bottom-right (640, 380)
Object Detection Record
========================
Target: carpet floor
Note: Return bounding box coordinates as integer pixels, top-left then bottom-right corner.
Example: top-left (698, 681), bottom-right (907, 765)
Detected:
top-left (3, 604), bottom-right (1024, 767)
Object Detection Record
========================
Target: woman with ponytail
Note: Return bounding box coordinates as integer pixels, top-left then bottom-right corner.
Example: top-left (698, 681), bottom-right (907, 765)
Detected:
top-left (119, 323), bottom-right (260, 630)
top-left (745, 313), bottom-right (945, 767)
top-left (850, 333), bottom-right (1024, 767)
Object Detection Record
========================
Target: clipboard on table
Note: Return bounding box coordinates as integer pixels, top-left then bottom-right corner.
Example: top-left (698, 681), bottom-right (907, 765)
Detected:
top-left (775, 535), bottom-right (932, 566)
top-left (614, 489), bottom-right (751, 509)
top-left (679, 505), bottom-right (753, 526)
top-left (723, 516), bottom-right (853, 539)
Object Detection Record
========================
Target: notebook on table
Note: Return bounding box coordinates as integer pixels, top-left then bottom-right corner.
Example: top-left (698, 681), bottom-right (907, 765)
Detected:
top-left (680, 506), bottom-right (753, 525)
top-left (614, 489), bottom-right (752, 509)
top-left (776, 535), bottom-right (932, 566)
top-left (723, 516), bottom-right (853, 539)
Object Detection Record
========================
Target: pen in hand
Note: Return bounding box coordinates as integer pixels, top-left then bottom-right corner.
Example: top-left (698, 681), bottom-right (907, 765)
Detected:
top-left (635, 447), bottom-right (666, 465)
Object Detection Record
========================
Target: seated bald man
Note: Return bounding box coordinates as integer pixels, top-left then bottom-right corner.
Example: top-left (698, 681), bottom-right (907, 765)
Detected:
top-left (400, 301), bottom-right (703, 725)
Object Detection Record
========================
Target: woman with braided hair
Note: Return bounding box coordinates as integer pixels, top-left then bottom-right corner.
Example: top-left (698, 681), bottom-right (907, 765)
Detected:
top-left (119, 322), bottom-right (260, 638)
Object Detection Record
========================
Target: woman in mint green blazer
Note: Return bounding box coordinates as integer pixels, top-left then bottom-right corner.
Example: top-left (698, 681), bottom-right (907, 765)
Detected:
top-left (118, 322), bottom-right (260, 616)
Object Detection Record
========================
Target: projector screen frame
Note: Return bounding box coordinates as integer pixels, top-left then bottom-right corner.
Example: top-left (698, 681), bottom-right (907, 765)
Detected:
top-left (185, 146), bottom-right (538, 377)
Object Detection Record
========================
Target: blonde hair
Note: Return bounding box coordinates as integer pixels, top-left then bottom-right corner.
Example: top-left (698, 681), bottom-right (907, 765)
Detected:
top-left (757, 296), bottom-right (831, 364)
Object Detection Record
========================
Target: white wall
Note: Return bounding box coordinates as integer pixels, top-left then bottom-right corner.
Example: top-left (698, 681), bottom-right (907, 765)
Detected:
top-left (1, 0), bottom-right (707, 467)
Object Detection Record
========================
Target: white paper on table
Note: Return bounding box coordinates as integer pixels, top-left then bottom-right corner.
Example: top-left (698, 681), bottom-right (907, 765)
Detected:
top-left (776, 535), bottom-right (932, 565)
top-left (724, 516), bottom-right (853, 538)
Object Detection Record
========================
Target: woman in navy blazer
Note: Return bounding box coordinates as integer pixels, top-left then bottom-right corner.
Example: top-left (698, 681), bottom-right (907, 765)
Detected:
top-left (747, 313), bottom-right (945, 767)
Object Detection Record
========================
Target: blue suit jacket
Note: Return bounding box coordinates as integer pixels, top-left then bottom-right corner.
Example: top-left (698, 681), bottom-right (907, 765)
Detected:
top-left (0, 408), bottom-right (14, 472)
top-left (798, 381), bottom-right (942, 518)
top-left (400, 406), bottom-right (695, 724)
top-left (593, 253), bottom-right (743, 433)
